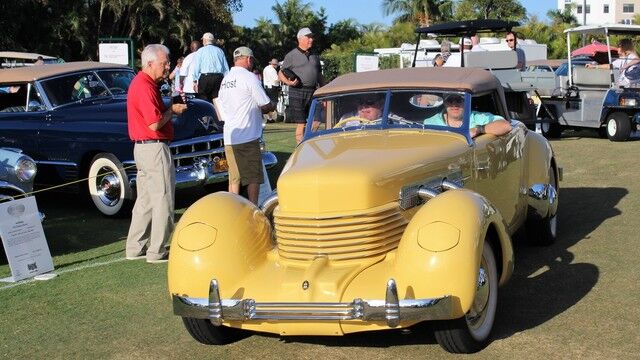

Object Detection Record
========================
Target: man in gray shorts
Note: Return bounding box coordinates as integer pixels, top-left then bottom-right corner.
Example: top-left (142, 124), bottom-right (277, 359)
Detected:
top-left (279, 27), bottom-right (323, 143)
top-left (215, 46), bottom-right (275, 204)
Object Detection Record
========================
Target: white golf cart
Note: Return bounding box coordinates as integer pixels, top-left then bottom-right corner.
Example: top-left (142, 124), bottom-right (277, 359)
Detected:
top-left (534, 24), bottom-right (640, 141)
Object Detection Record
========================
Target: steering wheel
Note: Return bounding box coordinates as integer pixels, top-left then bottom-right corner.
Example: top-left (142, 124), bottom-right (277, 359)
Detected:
top-left (333, 116), bottom-right (374, 128)
top-left (100, 87), bottom-right (126, 96)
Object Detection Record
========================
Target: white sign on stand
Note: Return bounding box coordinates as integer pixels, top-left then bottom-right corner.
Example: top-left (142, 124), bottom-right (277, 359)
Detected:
top-left (355, 54), bottom-right (379, 72)
top-left (257, 161), bottom-right (273, 206)
top-left (98, 43), bottom-right (129, 65)
top-left (0, 197), bottom-right (54, 282)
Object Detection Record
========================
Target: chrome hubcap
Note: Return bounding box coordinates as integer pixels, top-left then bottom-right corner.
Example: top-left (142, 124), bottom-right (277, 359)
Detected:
top-left (607, 119), bottom-right (617, 136)
top-left (96, 167), bottom-right (121, 206)
top-left (467, 264), bottom-right (490, 329)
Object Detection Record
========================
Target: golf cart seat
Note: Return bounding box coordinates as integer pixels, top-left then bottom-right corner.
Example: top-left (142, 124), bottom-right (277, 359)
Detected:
top-left (573, 67), bottom-right (613, 88)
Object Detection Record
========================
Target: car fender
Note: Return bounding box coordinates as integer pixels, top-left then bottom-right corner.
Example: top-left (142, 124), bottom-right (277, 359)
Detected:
top-left (394, 189), bottom-right (512, 317)
top-left (167, 192), bottom-right (273, 298)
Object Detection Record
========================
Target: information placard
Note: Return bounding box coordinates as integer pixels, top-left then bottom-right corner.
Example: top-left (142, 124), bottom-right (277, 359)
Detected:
top-left (0, 197), bottom-right (53, 282)
top-left (98, 43), bottom-right (129, 65)
top-left (355, 54), bottom-right (379, 72)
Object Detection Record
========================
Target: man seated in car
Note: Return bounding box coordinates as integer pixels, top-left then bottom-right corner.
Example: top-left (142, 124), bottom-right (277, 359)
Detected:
top-left (423, 94), bottom-right (512, 137)
top-left (337, 93), bottom-right (403, 127)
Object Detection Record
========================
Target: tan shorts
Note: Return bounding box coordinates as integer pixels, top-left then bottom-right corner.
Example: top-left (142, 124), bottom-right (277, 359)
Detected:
top-left (225, 139), bottom-right (264, 186)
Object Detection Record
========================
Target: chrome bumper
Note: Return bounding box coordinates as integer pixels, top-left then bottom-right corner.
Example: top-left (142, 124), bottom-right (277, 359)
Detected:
top-left (128, 152), bottom-right (278, 190)
top-left (173, 279), bottom-right (452, 328)
top-left (174, 151), bottom-right (278, 189)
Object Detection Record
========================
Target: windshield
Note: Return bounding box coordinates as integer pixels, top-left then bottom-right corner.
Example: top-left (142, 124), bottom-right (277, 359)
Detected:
top-left (40, 69), bottom-right (134, 106)
top-left (305, 89), bottom-right (480, 140)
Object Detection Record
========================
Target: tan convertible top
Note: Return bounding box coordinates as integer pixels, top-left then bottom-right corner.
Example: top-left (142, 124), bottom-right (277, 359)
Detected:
top-left (0, 61), bottom-right (130, 83)
top-left (314, 67), bottom-right (502, 97)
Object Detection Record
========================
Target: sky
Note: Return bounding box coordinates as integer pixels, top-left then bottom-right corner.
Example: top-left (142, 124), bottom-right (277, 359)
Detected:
top-left (232, 0), bottom-right (559, 28)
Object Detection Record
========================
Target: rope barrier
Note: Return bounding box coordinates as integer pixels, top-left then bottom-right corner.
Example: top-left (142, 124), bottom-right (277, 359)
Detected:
top-left (7, 164), bottom-right (137, 200)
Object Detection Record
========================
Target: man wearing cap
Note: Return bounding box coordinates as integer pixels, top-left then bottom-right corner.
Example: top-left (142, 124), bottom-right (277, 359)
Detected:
top-left (444, 37), bottom-right (474, 67)
top-left (215, 46), bottom-right (275, 204)
top-left (190, 32), bottom-right (229, 103)
top-left (262, 58), bottom-right (281, 123)
top-left (179, 40), bottom-right (201, 96)
top-left (279, 27), bottom-right (323, 143)
top-left (125, 44), bottom-right (187, 263)
top-left (423, 94), bottom-right (512, 138)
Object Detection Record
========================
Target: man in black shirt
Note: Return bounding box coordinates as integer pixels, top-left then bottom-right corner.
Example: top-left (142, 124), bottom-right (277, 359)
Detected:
top-left (279, 27), bottom-right (323, 143)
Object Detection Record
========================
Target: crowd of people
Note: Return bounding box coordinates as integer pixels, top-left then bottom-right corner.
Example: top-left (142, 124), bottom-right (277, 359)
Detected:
top-left (124, 28), bottom-right (321, 263)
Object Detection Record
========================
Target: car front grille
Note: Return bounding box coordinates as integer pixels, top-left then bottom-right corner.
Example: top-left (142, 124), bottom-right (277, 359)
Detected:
top-left (274, 203), bottom-right (407, 261)
top-left (170, 134), bottom-right (225, 169)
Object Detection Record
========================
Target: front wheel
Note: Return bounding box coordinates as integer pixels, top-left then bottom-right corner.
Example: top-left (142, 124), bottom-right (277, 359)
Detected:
top-left (606, 112), bottom-right (631, 141)
top-left (434, 241), bottom-right (498, 354)
top-left (182, 317), bottom-right (247, 345)
top-left (87, 153), bottom-right (131, 217)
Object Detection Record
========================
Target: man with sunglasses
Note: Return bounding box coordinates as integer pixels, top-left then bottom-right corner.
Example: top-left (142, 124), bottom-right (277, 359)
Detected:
top-left (215, 46), bottom-right (275, 204)
top-left (423, 94), bottom-right (512, 138)
top-left (506, 31), bottom-right (526, 71)
top-left (338, 94), bottom-right (404, 127)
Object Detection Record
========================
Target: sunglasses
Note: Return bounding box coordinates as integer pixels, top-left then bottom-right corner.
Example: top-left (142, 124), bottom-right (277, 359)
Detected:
top-left (506, 39), bottom-right (515, 42)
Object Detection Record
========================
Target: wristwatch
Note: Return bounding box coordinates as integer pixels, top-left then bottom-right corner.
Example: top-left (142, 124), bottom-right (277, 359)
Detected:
top-left (476, 125), bottom-right (485, 135)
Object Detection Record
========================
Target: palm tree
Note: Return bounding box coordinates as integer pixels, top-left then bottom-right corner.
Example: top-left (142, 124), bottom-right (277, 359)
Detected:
top-left (381, 0), bottom-right (452, 26)
top-left (547, 8), bottom-right (578, 26)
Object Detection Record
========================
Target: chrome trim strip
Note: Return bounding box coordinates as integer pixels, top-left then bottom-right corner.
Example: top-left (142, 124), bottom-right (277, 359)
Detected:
top-left (259, 191), bottom-right (278, 218)
top-left (36, 160), bottom-right (77, 167)
top-left (173, 278), bottom-right (452, 327)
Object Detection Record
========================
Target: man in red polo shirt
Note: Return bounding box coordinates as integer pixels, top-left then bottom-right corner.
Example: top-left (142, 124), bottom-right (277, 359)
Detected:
top-left (125, 44), bottom-right (187, 264)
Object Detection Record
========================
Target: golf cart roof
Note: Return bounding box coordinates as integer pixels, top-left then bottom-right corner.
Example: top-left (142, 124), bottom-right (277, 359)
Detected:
top-left (564, 24), bottom-right (640, 35)
top-left (416, 19), bottom-right (520, 36)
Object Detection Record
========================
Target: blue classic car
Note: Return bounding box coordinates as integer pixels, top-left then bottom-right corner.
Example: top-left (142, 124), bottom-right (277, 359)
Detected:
top-left (0, 62), bottom-right (277, 216)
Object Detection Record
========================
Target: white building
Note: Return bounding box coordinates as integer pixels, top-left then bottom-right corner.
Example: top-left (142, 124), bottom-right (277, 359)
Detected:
top-left (558, 0), bottom-right (640, 25)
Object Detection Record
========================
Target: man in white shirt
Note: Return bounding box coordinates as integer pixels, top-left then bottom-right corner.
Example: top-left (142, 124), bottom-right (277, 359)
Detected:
top-left (262, 58), bottom-right (281, 123)
top-left (215, 47), bottom-right (275, 204)
top-left (179, 40), bottom-right (200, 95)
top-left (444, 38), bottom-right (473, 67)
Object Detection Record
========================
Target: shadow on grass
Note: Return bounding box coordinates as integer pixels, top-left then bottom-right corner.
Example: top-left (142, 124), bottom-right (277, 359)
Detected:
top-left (493, 186), bottom-right (626, 339)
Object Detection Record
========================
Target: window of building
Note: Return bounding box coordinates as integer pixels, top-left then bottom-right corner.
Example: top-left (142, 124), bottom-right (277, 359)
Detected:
top-left (577, 5), bottom-right (582, 13)
top-left (586, 4), bottom-right (590, 13)
top-left (623, 4), bottom-right (634, 12)
top-left (604, 4), bottom-right (609, 13)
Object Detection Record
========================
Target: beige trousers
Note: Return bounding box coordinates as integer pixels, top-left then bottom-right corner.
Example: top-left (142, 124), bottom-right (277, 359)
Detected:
top-left (125, 142), bottom-right (175, 260)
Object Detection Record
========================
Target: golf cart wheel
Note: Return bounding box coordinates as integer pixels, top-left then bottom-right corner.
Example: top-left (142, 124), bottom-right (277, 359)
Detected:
top-left (606, 112), bottom-right (631, 141)
top-left (541, 121), bottom-right (562, 139)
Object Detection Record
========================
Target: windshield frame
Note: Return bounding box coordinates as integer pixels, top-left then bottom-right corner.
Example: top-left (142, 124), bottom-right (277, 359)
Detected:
top-left (303, 89), bottom-right (473, 144)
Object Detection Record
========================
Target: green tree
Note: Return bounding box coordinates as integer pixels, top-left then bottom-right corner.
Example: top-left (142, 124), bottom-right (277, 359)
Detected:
top-left (454, 0), bottom-right (526, 22)
top-left (546, 7), bottom-right (578, 26)
top-left (381, 0), bottom-right (453, 26)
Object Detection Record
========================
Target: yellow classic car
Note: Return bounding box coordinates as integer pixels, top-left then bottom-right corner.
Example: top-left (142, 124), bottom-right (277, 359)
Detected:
top-left (168, 67), bottom-right (560, 353)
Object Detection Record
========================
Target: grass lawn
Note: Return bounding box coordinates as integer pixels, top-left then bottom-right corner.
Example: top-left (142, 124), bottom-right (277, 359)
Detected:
top-left (1, 125), bottom-right (638, 359)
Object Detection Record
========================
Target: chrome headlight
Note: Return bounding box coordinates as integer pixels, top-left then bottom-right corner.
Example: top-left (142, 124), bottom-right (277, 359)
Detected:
top-left (15, 156), bottom-right (37, 182)
top-left (619, 97), bottom-right (637, 107)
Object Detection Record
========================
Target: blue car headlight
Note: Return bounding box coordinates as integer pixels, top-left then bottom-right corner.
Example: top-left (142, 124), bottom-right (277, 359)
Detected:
top-left (15, 156), bottom-right (37, 182)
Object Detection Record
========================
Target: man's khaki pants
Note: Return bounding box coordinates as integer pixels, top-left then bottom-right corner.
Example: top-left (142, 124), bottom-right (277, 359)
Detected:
top-left (125, 142), bottom-right (175, 261)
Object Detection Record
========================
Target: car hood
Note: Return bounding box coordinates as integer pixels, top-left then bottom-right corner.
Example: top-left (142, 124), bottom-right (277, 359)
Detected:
top-left (52, 97), bottom-right (220, 140)
top-left (277, 129), bottom-right (470, 214)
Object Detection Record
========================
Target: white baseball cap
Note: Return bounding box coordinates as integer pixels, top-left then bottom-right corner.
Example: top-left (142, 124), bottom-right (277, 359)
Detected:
top-left (297, 27), bottom-right (313, 38)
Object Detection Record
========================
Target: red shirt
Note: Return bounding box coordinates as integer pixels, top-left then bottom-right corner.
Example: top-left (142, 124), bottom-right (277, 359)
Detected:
top-left (127, 71), bottom-right (173, 141)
